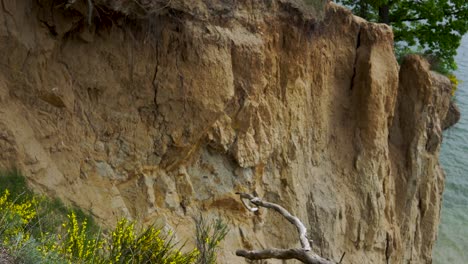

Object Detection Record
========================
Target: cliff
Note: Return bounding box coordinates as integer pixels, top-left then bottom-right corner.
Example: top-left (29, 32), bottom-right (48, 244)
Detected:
top-left (0, 0), bottom-right (455, 263)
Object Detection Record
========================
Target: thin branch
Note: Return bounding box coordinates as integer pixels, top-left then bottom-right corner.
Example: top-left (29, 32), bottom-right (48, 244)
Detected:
top-left (338, 252), bottom-right (346, 263)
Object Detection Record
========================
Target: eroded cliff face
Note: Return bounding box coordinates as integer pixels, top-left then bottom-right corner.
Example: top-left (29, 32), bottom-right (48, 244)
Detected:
top-left (0, 0), bottom-right (454, 263)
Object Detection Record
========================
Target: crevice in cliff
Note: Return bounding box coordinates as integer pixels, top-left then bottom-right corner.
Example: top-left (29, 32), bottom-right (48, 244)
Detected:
top-left (350, 27), bottom-right (361, 90)
top-left (83, 109), bottom-right (98, 143)
top-left (126, 29), bottom-right (136, 83)
top-left (152, 42), bottom-right (160, 112)
top-left (385, 232), bottom-right (390, 264)
top-left (20, 49), bottom-right (31, 73)
top-left (417, 195), bottom-right (426, 218)
top-left (175, 55), bottom-right (187, 112)
top-left (39, 20), bottom-right (58, 36)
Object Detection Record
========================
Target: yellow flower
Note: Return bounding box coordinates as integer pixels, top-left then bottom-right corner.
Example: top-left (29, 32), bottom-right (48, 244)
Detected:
top-left (448, 73), bottom-right (460, 96)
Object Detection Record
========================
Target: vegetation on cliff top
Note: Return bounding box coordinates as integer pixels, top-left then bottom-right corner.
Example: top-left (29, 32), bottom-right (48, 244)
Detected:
top-left (335, 0), bottom-right (468, 73)
top-left (0, 171), bottom-right (227, 264)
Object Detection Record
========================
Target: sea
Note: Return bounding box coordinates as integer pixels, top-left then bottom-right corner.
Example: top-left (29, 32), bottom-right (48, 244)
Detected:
top-left (433, 35), bottom-right (468, 264)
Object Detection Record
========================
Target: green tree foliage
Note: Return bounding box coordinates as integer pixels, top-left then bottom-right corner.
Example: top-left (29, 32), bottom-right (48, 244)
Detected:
top-left (336, 0), bottom-right (468, 71)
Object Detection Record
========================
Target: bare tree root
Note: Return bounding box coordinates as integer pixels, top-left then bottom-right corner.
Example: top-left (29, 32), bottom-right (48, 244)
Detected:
top-left (235, 192), bottom-right (342, 264)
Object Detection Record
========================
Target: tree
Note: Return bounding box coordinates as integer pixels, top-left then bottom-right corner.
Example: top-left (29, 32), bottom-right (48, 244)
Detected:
top-left (336, 0), bottom-right (468, 72)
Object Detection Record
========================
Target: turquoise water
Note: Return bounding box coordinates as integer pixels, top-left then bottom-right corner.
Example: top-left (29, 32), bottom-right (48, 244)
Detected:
top-left (433, 36), bottom-right (468, 264)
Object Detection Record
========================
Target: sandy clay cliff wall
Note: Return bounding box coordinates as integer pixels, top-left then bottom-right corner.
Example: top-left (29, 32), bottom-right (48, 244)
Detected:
top-left (0, 0), bottom-right (458, 263)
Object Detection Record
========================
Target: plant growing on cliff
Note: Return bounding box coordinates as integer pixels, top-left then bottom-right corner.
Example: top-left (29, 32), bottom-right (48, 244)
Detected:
top-left (447, 73), bottom-right (460, 96)
top-left (105, 219), bottom-right (199, 264)
top-left (0, 189), bottom-right (37, 248)
top-left (336, 0), bottom-right (468, 72)
top-left (0, 171), bottom-right (232, 263)
top-left (194, 215), bottom-right (228, 264)
top-left (0, 187), bottom-right (199, 263)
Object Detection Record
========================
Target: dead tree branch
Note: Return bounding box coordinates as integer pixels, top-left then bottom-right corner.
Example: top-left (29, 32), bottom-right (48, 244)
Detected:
top-left (237, 192), bottom-right (311, 250)
top-left (235, 192), bottom-right (339, 264)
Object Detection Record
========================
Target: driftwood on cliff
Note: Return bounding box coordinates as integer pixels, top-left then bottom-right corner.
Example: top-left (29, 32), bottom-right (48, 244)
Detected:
top-left (235, 193), bottom-right (340, 264)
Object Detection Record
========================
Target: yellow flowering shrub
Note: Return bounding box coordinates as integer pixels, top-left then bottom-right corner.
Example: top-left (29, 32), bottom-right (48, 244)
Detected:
top-left (50, 214), bottom-right (198, 263)
top-left (448, 73), bottom-right (459, 96)
top-left (0, 189), bottom-right (37, 247)
top-left (0, 179), bottom-right (223, 264)
top-left (59, 212), bottom-right (102, 263)
top-left (106, 219), bottom-right (198, 264)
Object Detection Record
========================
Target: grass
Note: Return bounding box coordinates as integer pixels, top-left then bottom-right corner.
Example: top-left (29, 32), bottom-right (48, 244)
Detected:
top-left (0, 170), bottom-right (33, 202)
top-left (0, 170), bottom-right (228, 264)
top-left (194, 215), bottom-right (228, 264)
